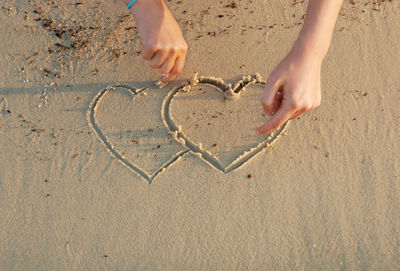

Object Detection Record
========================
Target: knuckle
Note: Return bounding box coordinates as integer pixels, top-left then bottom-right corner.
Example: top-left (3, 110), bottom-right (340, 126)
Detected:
top-left (151, 43), bottom-right (162, 51)
top-left (170, 46), bottom-right (178, 54)
top-left (153, 45), bottom-right (166, 54)
top-left (141, 52), bottom-right (151, 60)
top-left (158, 46), bottom-right (167, 53)
top-left (150, 62), bottom-right (159, 69)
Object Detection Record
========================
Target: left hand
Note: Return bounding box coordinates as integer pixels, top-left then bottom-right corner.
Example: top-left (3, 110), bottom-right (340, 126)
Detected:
top-left (256, 48), bottom-right (322, 134)
top-left (129, 0), bottom-right (188, 83)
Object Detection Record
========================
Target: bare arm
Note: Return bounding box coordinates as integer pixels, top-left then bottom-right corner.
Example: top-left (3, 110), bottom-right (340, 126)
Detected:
top-left (256, 0), bottom-right (344, 134)
top-left (295, 0), bottom-right (343, 61)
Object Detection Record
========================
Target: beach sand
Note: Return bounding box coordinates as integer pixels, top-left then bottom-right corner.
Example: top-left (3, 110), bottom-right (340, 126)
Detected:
top-left (0, 0), bottom-right (399, 270)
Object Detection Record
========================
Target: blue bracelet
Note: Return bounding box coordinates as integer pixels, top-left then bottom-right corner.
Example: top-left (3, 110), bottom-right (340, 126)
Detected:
top-left (127, 0), bottom-right (136, 9)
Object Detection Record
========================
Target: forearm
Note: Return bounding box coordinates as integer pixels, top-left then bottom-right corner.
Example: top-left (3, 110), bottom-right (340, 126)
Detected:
top-left (293, 0), bottom-right (344, 61)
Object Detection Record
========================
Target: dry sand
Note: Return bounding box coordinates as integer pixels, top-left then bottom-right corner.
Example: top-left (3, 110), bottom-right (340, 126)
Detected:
top-left (0, 0), bottom-right (399, 270)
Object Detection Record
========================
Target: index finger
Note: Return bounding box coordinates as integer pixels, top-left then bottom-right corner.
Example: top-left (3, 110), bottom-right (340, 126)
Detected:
top-left (255, 102), bottom-right (294, 135)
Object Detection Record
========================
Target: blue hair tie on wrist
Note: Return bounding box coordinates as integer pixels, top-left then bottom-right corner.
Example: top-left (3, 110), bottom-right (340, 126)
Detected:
top-left (127, 0), bottom-right (136, 9)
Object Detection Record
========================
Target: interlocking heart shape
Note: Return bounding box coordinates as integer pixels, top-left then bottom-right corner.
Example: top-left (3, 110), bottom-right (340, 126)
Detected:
top-left (88, 74), bottom-right (288, 183)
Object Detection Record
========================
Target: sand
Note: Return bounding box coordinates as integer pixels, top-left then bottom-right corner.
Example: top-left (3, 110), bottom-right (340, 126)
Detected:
top-left (1, 0), bottom-right (399, 270)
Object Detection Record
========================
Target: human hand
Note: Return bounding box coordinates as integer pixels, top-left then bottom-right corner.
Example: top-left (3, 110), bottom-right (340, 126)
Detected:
top-left (256, 48), bottom-right (322, 134)
top-left (129, 0), bottom-right (188, 82)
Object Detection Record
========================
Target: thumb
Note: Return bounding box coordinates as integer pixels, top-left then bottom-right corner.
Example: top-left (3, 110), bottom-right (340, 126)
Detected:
top-left (260, 77), bottom-right (281, 116)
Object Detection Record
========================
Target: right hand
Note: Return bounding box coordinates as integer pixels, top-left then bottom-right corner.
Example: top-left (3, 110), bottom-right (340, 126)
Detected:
top-left (129, 0), bottom-right (188, 82)
top-left (256, 47), bottom-right (322, 135)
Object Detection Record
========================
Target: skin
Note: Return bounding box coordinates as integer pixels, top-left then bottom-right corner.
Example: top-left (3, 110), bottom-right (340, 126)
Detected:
top-left (256, 0), bottom-right (344, 134)
top-left (122, 0), bottom-right (188, 82)
top-left (122, 0), bottom-right (343, 133)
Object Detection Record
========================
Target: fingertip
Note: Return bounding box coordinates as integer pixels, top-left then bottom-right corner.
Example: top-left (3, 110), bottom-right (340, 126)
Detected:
top-left (169, 74), bottom-right (178, 82)
top-left (162, 73), bottom-right (177, 83)
top-left (161, 77), bottom-right (171, 83)
top-left (255, 125), bottom-right (269, 135)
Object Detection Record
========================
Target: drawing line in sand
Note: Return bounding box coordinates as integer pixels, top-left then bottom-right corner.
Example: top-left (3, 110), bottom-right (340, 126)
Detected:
top-left (0, 97), bottom-right (10, 116)
top-left (87, 74), bottom-right (289, 182)
top-left (87, 85), bottom-right (189, 184)
top-left (162, 74), bottom-right (288, 173)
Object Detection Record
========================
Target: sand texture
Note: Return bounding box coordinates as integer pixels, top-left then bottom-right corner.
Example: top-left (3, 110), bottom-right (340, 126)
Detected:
top-left (1, 0), bottom-right (400, 270)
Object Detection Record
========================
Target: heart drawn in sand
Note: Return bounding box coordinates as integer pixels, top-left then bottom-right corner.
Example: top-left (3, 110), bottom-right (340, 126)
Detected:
top-left (162, 74), bottom-right (288, 173)
top-left (87, 85), bottom-right (189, 183)
top-left (88, 74), bottom-right (288, 182)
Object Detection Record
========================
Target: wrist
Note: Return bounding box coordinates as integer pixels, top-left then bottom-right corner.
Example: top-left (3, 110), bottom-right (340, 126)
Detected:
top-left (291, 34), bottom-right (327, 64)
top-left (125, 0), bottom-right (166, 17)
